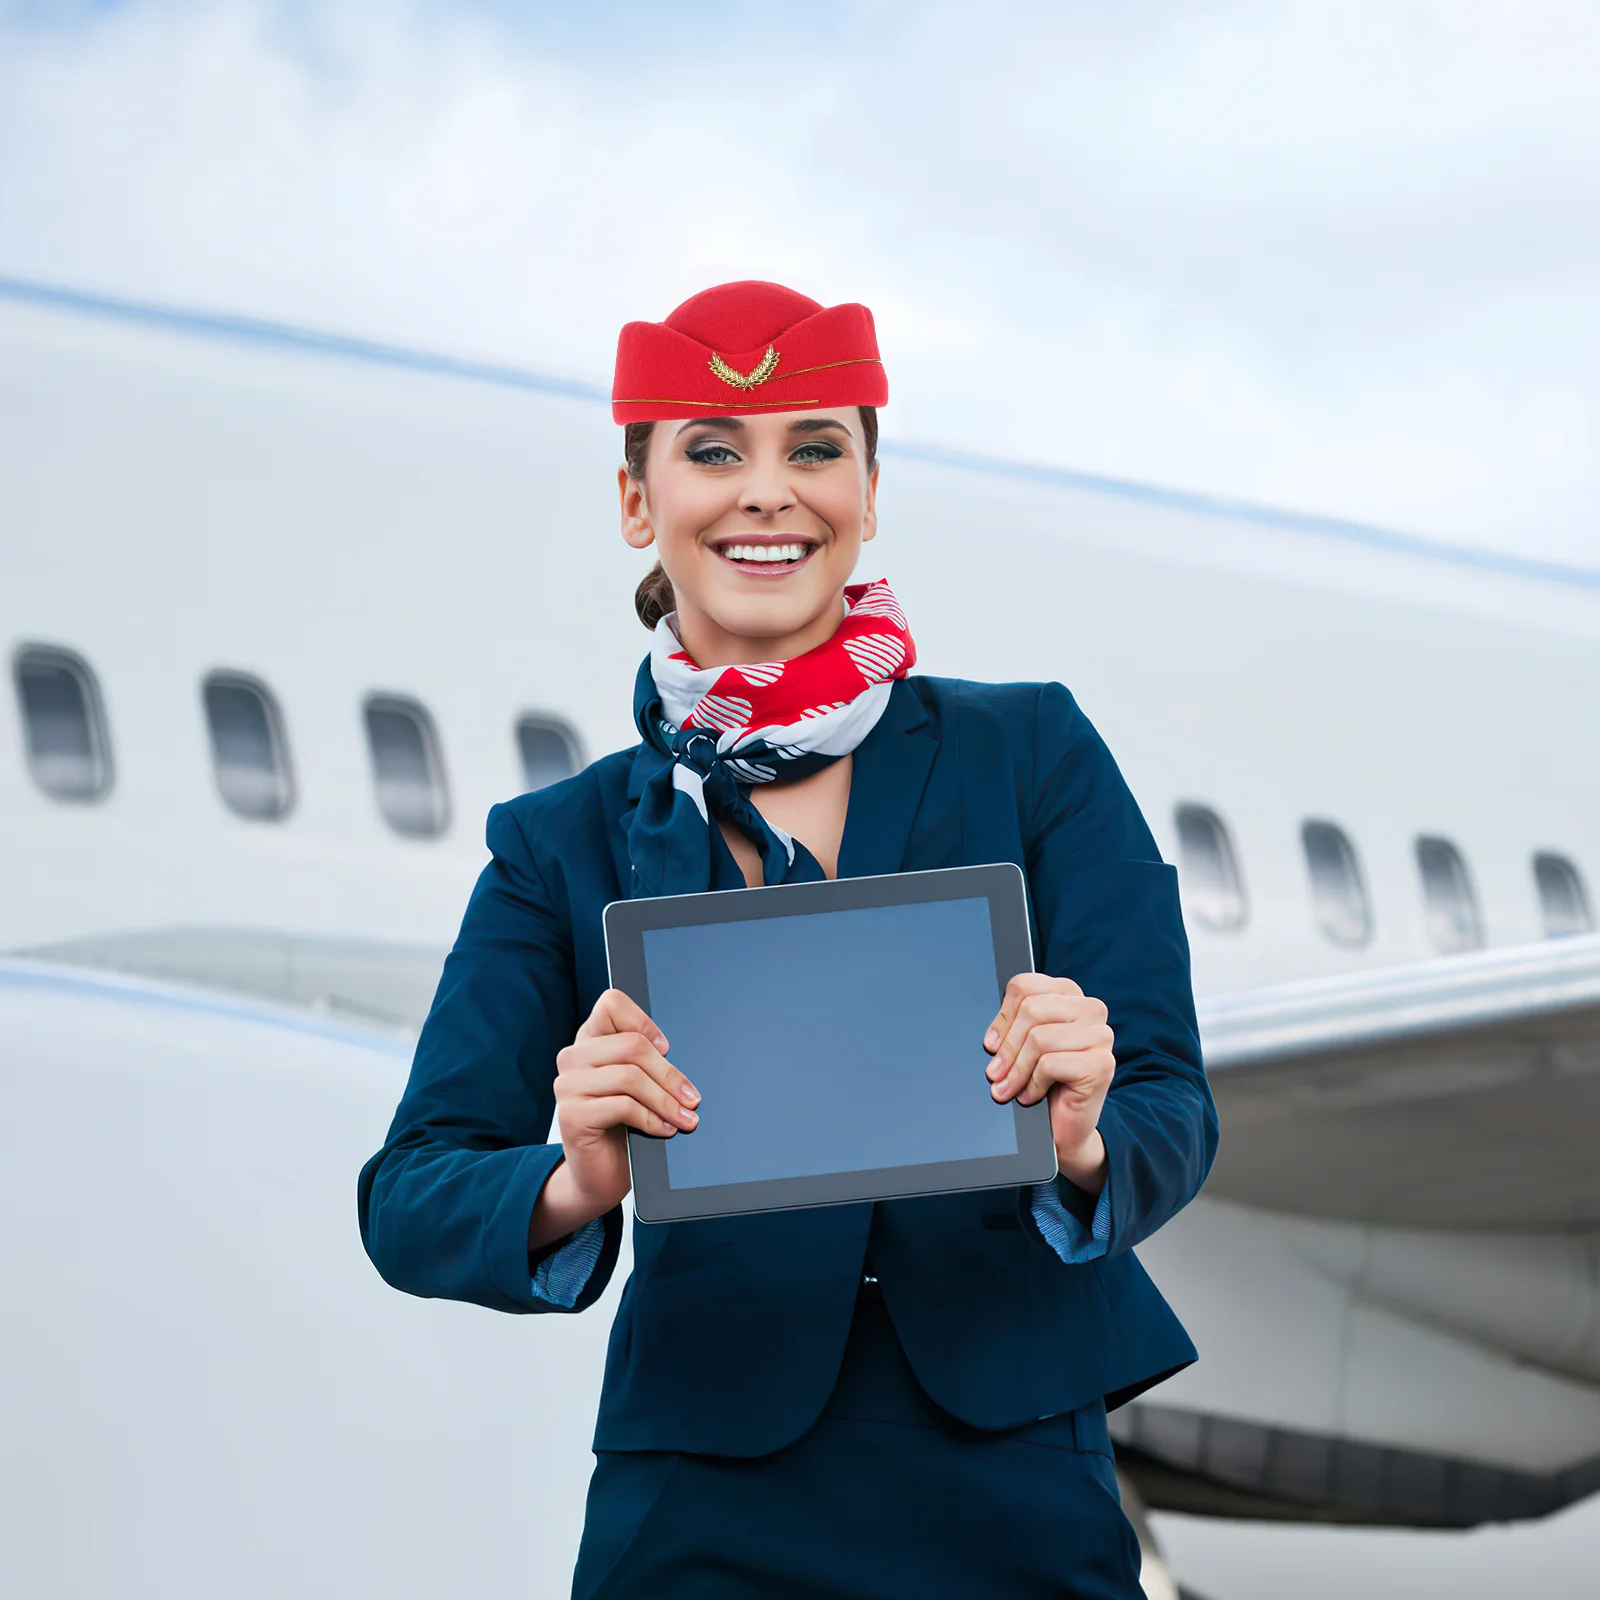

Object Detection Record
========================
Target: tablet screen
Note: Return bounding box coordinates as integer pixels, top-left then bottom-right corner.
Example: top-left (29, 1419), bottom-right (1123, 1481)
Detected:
top-left (642, 895), bottom-right (1018, 1190)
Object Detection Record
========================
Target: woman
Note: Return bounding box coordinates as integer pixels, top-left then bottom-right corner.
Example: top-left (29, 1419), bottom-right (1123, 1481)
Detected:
top-left (359, 281), bottom-right (1217, 1599)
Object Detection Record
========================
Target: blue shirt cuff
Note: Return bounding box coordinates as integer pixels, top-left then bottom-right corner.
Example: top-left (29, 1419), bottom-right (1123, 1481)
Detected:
top-left (530, 1215), bottom-right (607, 1308)
top-left (1029, 1175), bottom-right (1112, 1265)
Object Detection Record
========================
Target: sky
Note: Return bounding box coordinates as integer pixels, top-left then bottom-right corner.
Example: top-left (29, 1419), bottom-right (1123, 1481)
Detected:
top-left (1, 0), bottom-right (1597, 562)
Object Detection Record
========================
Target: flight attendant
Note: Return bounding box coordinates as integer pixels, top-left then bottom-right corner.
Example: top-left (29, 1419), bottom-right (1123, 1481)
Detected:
top-left (360, 282), bottom-right (1216, 1599)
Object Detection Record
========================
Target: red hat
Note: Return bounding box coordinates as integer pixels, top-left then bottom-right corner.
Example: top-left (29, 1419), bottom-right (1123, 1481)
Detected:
top-left (612, 281), bottom-right (887, 424)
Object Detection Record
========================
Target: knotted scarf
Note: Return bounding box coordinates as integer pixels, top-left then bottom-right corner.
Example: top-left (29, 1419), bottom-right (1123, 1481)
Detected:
top-left (625, 580), bottom-right (916, 897)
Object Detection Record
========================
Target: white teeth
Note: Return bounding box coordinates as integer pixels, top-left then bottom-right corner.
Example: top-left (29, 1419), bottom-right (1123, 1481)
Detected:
top-left (723, 542), bottom-right (810, 563)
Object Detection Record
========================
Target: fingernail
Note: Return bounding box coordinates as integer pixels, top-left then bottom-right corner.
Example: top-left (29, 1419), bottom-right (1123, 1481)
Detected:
top-left (655, 1035), bottom-right (669, 1052)
top-left (681, 1109), bottom-right (698, 1127)
top-left (984, 1027), bottom-right (998, 1050)
top-left (986, 1057), bottom-right (1006, 1080)
top-left (681, 1083), bottom-right (701, 1107)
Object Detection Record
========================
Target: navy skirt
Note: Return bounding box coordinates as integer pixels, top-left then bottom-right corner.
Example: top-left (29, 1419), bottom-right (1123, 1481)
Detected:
top-left (571, 1282), bottom-right (1143, 1599)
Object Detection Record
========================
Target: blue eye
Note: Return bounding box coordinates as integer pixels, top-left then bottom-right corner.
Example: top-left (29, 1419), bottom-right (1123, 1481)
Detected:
top-left (686, 442), bottom-right (740, 466)
top-left (791, 441), bottom-right (843, 463)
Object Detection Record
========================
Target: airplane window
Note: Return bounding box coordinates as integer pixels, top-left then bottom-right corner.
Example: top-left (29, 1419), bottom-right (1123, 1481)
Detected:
top-left (1533, 853), bottom-right (1593, 939)
top-left (1174, 803), bottom-right (1247, 931)
top-left (516, 714), bottom-right (582, 793)
top-left (1302, 820), bottom-right (1372, 949)
top-left (363, 695), bottom-right (449, 839)
top-left (13, 645), bottom-right (112, 801)
top-left (203, 673), bottom-right (294, 821)
top-left (1415, 836), bottom-right (1483, 953)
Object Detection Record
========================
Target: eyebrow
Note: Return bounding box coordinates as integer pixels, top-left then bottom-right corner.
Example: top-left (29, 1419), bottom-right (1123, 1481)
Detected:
top-left (786, 418), bottom-right (851, 436)
top-left (674, 417), bottom-right (746, 437)
top-left (673, 415), bottom-right (854, 439)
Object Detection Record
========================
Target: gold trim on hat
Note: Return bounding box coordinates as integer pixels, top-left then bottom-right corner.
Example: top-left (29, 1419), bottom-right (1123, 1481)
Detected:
top-left (767, 357), bottom-right (882, 381)
top-left (613, 397), bottom-right (822, 409)
top-left (709, 346), bottom-right (780, 389)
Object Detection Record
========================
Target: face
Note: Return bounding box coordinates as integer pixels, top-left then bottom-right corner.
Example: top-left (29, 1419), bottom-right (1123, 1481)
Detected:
top-left (619, 408), bottom-right (878, 666)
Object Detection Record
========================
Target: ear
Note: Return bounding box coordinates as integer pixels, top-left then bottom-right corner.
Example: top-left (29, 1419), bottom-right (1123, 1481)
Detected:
top-left (619, 466), bottom-right (655, 551)
top-left (860, 462), bottom-right (880, 544)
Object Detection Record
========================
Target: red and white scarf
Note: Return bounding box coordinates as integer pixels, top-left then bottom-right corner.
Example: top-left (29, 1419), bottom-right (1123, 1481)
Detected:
top-left (650, 579), bottom-right (917, 795)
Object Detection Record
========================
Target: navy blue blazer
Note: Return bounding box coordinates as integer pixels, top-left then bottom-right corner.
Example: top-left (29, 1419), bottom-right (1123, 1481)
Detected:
top-left (359, 677), bottom-right (1217, 1457)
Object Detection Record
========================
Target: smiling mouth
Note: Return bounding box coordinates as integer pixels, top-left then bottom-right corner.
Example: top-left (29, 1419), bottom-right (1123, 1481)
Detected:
top-left (712, 540), bottom-right (818, 574)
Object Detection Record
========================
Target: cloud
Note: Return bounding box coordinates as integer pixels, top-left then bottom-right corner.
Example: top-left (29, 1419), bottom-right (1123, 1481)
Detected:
top-left (0, 0), bottom-right (1596, 556)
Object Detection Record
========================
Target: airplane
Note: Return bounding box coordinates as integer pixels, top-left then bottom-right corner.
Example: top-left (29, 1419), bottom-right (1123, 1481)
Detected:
top-left (3, 271), bottom-right (1598, 1600)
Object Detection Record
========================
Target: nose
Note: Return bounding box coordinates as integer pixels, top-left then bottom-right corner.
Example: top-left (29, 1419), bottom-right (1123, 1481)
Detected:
top-left (739, 454), bottom-right (797, 521)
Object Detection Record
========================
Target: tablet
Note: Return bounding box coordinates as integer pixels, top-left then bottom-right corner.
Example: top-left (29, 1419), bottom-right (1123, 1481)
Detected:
top-left (603, 863), bottom-right (1057, 1223)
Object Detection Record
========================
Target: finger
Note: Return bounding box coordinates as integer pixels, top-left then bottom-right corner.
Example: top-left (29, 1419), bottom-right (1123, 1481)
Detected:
top-left (988, 989), bottom-right (1096, 1086)
top-left (1020, 1045), bottom-right (1114, 1108)
top-left (984, 972), bottom-right (1055, 1055)
top-left (577, 1062), bottom-right (700, 1130)
top-left (578, 988), bottom-right (669, 1054)
top-left (609, 1031), bottom-right (701, 1108)
top-left (580, 1093), bottom-right (681, 1140)
top-left (984, 973), bottom-right (1087, 1059)
top-left (992, 1020), bottom-right (1111, 1102)
top-left (999, 1019), bottom-right (1086, 1086)
top-left (561, 1035), bottom-right (700, 1110)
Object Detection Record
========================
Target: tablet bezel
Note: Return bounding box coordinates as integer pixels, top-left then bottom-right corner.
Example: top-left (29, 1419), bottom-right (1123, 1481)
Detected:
top-left (603, 862), bottom-right (1057, 1223)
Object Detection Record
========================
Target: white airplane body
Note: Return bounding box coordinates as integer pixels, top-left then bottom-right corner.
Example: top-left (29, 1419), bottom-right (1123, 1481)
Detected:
top-left (4, 277), bottom-right (1599, 1596)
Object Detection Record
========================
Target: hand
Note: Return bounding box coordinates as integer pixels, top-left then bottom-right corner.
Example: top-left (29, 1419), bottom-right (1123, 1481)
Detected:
top-left (528, 989), bottom-right (700, 1251)
top-left (984, 973), bottom-right (1114, 1193)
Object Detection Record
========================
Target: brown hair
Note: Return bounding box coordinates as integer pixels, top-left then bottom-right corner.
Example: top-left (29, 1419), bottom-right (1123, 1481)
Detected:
top-left (626, 407), bottom-right (880, 630)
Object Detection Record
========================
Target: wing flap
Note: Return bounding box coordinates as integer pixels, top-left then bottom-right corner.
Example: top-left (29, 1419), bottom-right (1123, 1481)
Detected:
top-left (1199, 935), bottom-right (1600, 1227)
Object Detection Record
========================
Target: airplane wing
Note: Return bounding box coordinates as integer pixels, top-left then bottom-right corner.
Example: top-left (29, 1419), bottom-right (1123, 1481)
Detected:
top-left (1197, 933), bottom-right (1600, 1228)
top-left (1112, 940), bottom-right (1600, 1534)
top-left (14, 927), bottom-right (446, 1032)
top-left (25, 925), bottom-right (1600, 1232)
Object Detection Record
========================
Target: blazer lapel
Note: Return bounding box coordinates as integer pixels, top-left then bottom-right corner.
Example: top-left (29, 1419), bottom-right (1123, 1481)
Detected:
top-left (837, 680), bottom-right (940, 880)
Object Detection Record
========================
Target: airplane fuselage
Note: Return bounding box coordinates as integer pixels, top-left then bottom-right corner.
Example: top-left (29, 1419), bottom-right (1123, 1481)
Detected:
top-left (5, 279), bottom-right (1600, 1593)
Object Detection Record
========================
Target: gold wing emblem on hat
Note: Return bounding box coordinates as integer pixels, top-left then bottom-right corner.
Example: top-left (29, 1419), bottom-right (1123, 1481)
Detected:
top-left (709, 346), bottom-right (780, 390)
